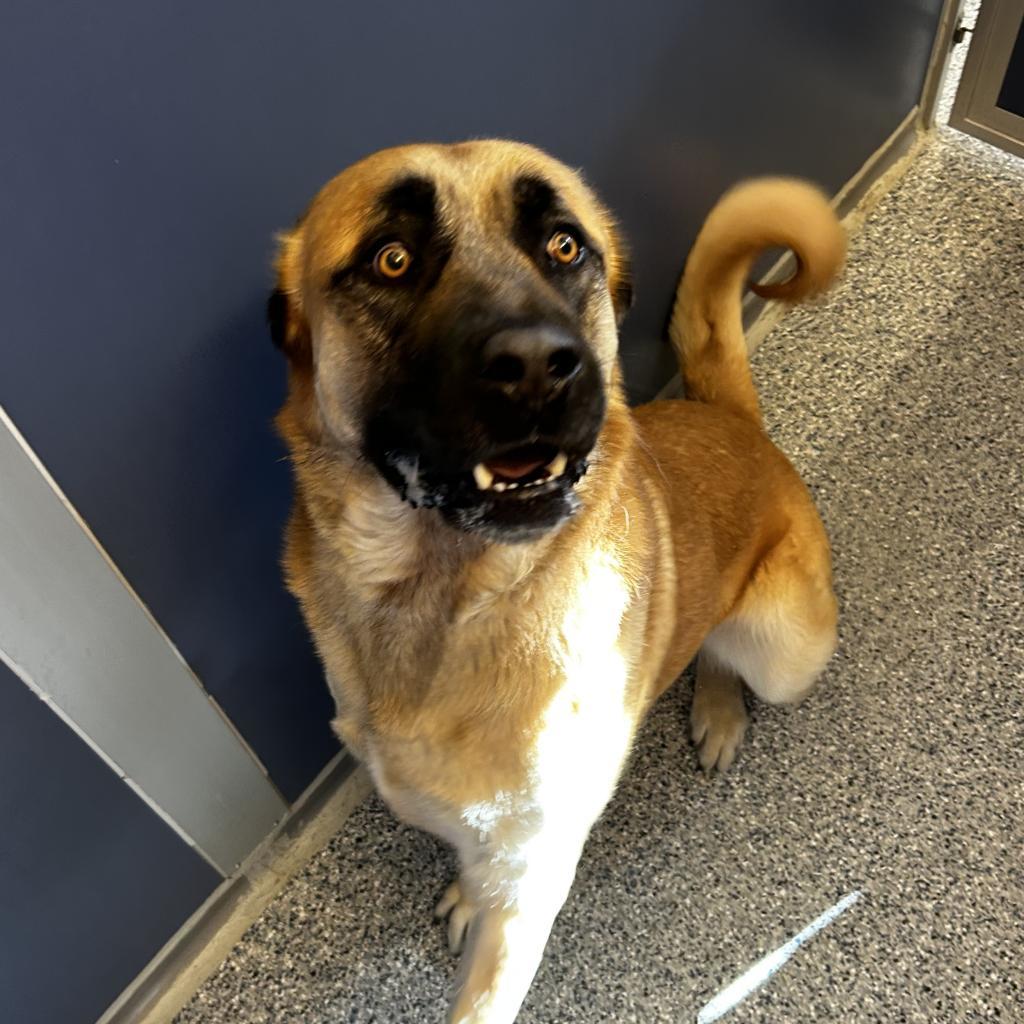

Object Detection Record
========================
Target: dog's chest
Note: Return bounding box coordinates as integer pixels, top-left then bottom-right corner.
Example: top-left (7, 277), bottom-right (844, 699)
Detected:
top-left (364, 545), bottom-right (640, 857)
top-left (370, 675), bottom-right (636, 874)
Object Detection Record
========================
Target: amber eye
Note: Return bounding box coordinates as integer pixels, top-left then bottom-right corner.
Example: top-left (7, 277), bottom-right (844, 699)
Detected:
top-left (373, 242), bottom-right (412, 279)
top-left (546, 230), bottom-right (581, 265)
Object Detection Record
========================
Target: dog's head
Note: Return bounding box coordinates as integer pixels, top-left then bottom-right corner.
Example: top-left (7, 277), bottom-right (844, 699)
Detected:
top-left (270, 140), bottom-right (632, 543)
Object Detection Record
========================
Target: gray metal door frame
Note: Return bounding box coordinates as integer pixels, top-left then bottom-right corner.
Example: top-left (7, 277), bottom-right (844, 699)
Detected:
top-left (950, 0), bottom-right (1024, 157)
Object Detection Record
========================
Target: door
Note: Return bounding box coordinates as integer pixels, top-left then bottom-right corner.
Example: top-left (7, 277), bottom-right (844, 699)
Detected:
top-left (951, 0), bottom-right (1024, 157)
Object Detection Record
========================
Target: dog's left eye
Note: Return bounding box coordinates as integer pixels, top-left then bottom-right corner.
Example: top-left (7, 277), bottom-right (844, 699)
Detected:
top-left (546, 230), bottom-right (582, 266)
top-left (373, 242), bottom-right (413, 280)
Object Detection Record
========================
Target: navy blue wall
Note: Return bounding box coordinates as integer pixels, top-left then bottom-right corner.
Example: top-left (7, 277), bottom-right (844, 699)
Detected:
top-left (1, 0), bottom-right (940, 824)
top-left (0, 664), bottom-right (218, 1024)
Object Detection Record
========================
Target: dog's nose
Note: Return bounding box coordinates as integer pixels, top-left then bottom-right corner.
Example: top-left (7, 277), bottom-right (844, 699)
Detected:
top-left (479, 326), bottom-right (583, 406)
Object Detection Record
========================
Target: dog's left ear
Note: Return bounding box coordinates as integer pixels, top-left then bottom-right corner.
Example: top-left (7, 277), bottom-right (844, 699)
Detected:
top-left (605, 224), bottom-right (634, 326)
top-left (266, 288), bottom-right (292, 349)
top-left (267, 227), bottom-right (312, 367)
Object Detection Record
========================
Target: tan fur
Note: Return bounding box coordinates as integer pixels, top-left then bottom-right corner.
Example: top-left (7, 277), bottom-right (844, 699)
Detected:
top-left (669, 177), bottom-right (846, 425)
top-left (272, 142), bottom-right (844, 1023)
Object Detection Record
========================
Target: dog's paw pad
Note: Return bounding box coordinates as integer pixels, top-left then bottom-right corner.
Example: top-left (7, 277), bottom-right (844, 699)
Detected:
top-left (435, 880), bottom-right (476, 954)
top-left (691, 700), bottom-right (748, 773)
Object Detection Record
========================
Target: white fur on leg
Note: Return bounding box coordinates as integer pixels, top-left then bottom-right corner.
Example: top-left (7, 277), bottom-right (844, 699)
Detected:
top-left (702, 607), bottom-right (836, 706)
top-left (448, 910), bottom-right (546, 1024)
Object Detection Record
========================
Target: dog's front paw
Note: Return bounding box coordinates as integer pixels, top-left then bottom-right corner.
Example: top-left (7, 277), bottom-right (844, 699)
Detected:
top-left (435, 879), bottom-right (477, 954)
top-left (691, 688), bottom-right (749, 772)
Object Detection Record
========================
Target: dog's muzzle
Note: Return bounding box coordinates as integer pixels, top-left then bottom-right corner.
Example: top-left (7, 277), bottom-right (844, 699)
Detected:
top-left (366, 322), bottom-right (605, 542)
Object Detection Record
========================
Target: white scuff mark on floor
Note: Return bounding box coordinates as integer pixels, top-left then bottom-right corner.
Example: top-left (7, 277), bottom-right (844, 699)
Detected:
top-left (696, 890), bottom-right (863, 1024)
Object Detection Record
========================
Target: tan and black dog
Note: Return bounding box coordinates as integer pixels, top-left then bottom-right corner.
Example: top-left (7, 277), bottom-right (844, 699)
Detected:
top-left (269, 140), bottom-right (845, 1023)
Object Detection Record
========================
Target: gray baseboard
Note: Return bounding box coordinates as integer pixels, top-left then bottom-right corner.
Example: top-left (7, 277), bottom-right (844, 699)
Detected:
top-left (98, 752), bottom-right (371, 1024)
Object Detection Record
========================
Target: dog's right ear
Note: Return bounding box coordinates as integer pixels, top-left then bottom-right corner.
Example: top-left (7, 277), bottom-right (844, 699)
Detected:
top-left (267, 227), bottom-right (312, 366)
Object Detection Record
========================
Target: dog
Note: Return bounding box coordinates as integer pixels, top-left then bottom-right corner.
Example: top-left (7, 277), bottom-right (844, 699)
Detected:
top-left (268, 140), bottom-right (844, 1023)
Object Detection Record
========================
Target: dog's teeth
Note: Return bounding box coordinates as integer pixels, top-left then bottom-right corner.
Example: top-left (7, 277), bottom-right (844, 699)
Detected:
top-left (506, 481), bottom-right (520, 490)
top-left (546, 452), bottom-right (568, 478)
top-left (473, 464), bottom-right (495, 490)
top-left (493, 481), bottom-right (508, 493)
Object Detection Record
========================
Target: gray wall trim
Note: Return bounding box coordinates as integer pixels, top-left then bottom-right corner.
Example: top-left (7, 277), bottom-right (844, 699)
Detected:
top-left (950, 0), bottom-right (1024, 158)
top-left (0, 407), bottom-right (287, 875)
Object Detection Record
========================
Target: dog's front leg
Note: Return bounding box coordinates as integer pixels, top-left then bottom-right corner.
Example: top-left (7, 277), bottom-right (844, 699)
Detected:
top-left (445, 583), bottom-right (637, 1022)
top-left (447, 837), bottom-right (583, 1024)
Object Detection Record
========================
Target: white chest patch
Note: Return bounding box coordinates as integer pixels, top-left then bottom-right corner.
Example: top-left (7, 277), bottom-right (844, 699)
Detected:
top-left (531, 546), bottom-right (636, 834)
top-left (468, 549), bottom-right (637, 898)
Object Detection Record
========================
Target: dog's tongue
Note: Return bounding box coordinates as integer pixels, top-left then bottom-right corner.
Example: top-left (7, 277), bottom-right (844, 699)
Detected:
top-left (485, 453), bottom-right (548, 481)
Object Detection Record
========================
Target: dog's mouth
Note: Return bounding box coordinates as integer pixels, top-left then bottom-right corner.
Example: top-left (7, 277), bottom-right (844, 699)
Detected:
top-left (381, 440), bottom-right (590, 542)
top-left (471, 443), bottom-right (568, 493)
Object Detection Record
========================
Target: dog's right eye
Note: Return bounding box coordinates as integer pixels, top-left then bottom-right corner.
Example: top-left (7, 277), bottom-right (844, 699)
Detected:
top-left (373, 242), bottom-right (412, 280)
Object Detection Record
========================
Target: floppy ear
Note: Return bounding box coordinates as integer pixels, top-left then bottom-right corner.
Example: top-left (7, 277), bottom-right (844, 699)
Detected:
top-left (267, 228), bottom-right (312, 366)
top-left (605, 223), bottom-right (634, 327)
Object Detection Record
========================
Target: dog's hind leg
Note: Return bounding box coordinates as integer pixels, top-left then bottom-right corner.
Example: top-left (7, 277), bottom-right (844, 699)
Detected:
top-left (695, 521), bottom-right (837, 767)
top-left (691, 653), bottom-right (749, 772)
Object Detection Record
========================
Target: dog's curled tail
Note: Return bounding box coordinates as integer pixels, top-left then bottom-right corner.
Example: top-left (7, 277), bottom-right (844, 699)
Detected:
top-left (668, 178), bottom-right (846, 426)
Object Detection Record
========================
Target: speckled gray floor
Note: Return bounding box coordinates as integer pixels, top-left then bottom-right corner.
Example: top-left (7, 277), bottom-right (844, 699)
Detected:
top-left (176, 125), bottom-right (1023, 1023)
